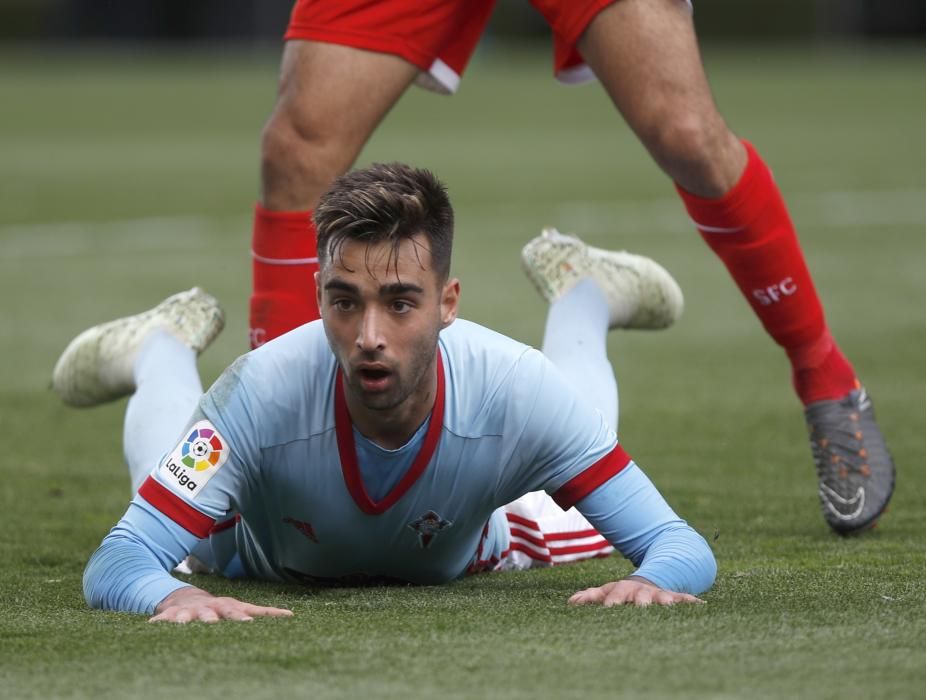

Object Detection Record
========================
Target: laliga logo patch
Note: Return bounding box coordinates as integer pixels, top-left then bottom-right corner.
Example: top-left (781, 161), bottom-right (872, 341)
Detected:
top-left (157, 420), bottom-right (229, 499)
top-left (182, 426), bottom-right (224, 471)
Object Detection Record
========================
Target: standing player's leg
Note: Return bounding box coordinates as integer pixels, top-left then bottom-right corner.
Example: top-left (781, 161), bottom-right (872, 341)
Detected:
top-left (250, 41), bottom-right (419, 348)
top-left (574, 0), bottom-right (894, 533)
top-left (250, 0), bottom-right (496, 347)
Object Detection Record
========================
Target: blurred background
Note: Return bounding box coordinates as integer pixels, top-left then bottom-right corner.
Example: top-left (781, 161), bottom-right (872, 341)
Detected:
top-left (2, 0), bottom-right (926, 41)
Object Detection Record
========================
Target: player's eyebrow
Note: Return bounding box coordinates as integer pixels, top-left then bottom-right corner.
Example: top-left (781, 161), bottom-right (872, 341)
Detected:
top-left (324, 279), bottom-right (425, 297)
top-left (324, 279), bottom-right (360, 295)
top-left (379, 283), bottom-right (425, 297)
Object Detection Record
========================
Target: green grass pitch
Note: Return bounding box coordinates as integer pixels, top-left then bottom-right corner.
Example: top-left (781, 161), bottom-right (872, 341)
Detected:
top-left (1, 42), bottom-right (925, 699)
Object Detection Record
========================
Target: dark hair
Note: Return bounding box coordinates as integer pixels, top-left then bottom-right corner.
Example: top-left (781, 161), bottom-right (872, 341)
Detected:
top-left (314, 163), bottom-right (454, 282)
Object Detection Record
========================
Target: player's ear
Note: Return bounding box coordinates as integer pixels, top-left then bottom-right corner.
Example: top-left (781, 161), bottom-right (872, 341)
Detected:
top-left (440, 278), bottom-right (460, 328)
top-left (315, 271), bottom-right (322, 312)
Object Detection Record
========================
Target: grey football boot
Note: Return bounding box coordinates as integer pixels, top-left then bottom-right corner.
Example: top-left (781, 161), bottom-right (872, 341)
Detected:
top-left (805, 386), bottom-right (895, 534)
top-left (52, 287), bottom-right (225, 407)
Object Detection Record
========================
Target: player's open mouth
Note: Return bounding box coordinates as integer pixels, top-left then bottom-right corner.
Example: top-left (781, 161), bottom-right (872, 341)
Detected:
top-left (357, 367), bottom-right (392, 392)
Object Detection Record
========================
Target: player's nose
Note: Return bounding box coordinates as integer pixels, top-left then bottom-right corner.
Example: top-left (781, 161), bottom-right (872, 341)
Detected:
top-left (355, 307), bottom-right (386, 352)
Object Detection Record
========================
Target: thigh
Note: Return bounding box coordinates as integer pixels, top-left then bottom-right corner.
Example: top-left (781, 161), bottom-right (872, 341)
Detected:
top-left (285, 0), bottom-right (496, 94)
top-left (275, 39), bottom-right (418, 164)
top-left (260, 40), bottom-right (418, 209)
top-left (530, 0), bottom-right (617, 82)
top-left (578, 0), bottom-right (715, 126)
top-left (577, 0), bottom-right (744, 192)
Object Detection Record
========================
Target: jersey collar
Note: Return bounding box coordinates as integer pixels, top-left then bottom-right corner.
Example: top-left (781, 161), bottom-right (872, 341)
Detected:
top-left (334, 350), bottom-right (445, 515)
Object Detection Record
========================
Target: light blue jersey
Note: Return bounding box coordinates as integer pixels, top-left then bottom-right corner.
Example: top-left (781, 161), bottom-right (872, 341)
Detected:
top-left (85, 319), bottom-right (716, 613)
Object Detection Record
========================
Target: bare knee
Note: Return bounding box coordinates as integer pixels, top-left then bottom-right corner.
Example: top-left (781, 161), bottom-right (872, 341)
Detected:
top-left (639, 112), bottom-right (745, 197)
top-left (259, 108), bottom-right (350, 211)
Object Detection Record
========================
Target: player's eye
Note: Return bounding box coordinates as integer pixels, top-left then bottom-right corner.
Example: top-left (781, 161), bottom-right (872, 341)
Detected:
top-left (391, 300), bottom-right (414, 314)
top-left (332, 298), bottom-right (356, 312)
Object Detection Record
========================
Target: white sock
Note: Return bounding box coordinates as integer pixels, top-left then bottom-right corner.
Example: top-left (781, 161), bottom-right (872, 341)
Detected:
top-left (541, 278), bottom-right (619, 432)
top-left (123, 330), bottom-right (203, 493)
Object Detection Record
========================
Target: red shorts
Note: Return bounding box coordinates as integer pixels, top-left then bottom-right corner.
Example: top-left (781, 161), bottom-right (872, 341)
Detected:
top-left (285, 0), bottom-right (617, 94)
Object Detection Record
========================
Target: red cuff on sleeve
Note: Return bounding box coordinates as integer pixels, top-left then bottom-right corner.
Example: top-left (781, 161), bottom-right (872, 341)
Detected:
top-left (138, 477), bottom-right (217, 539)
top-left (552, 445), bottom-right (633, 510)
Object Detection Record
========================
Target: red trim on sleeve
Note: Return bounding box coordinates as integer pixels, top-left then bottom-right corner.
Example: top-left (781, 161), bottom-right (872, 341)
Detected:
top-left (551, 445), bottom-right (633, 511)
top-left (209, 514), bottom-right (240, 535)
top-left (138, 477), bottom-right (217, 538)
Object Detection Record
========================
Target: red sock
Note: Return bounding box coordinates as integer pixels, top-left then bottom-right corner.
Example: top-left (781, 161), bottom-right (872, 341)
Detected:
top-left (249, 203), bottom-right (319, 349)
top-left (675, 141), bottom-right (857, 405)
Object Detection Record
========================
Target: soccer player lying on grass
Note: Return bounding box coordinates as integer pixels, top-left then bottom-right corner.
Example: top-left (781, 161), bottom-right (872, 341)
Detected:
top-left (54, 163), bottom-right (715, 623)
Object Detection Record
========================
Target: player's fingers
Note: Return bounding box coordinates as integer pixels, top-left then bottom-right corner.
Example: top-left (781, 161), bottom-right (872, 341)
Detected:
top-left (626, 589), bottom-right (655, 608)
top-left (647, 591), bottom-right (705, 607)
top-left (208, 601), bottom-right (250, 622)
top-left (149, 608), bottom-right (191, 624)
top-left (651, 590), bottom-right (679, 606)
top-left (672, 592), bottom-right (705, 605)
top-left (226, 612), bottom-right (255, 622)
top-left (567, 589), bottom-right (589, 605)
top-left (568, 587), bottom-right (607, 605)
top-left (240, 603), bottom-right (293, 617)
top-left (172, 608), bottom-right (195, 623)
top-left (572, 581), bottom-right (636, 606)
top-left (198, 608), bottom-right (221, 624)
top-left (149, 607), bottom-right (184, 623)
top-left (649, 590), bottom-right (705, 606)
top-left (220, 607), bottom-right (253, 622)
top-left (603, 589), bottom-right (639, 608)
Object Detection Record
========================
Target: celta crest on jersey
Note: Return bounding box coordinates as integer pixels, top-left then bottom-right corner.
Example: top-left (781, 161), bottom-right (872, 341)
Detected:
top-left (408, 510), bottom-right (453, 549)
top-left (157, 420), bottom-right (229, 499)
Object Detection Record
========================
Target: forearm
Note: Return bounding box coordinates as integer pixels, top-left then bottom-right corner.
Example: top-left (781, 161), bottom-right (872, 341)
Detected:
top-left (83, 499), bottom-right (202, 614)
top-left (83, 533), bottom-right (192, 614)
top-left (577, 463), bottom-right (717, 595)
top-left (627, 523), bottom-right (715, 594)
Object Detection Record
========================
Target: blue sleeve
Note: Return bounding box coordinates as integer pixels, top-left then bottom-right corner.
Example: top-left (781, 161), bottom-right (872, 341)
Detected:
top-left (495, 349), bottom-right (618, 504)
top-left (83, 352), bottom-right (273, 615)
top-left (83, 496), bottom-right (202, 614)
top-left (575, 463), bottom-right (716, 595)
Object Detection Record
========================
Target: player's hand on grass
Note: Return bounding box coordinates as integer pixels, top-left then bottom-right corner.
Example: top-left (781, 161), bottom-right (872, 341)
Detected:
top-left (149, 586), bottom-right (293, 623)
top-left (568, 575), bottom-right (704, 607)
